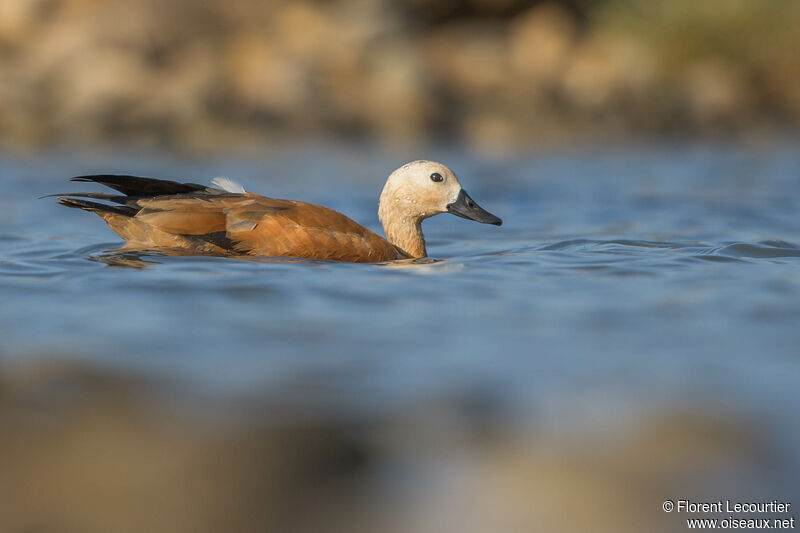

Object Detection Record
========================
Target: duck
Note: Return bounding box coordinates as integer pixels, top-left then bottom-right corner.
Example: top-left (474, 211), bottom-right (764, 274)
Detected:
top-left (51, 160), bottom-right (502, 263)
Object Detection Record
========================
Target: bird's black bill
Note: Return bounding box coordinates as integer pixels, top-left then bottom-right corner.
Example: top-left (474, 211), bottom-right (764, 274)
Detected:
top-left (446, 189), bottom-right (502, 226)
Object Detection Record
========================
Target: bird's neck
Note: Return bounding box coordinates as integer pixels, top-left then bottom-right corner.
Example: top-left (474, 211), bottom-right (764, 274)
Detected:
top-left (378, 203), bottom-right (427, 258)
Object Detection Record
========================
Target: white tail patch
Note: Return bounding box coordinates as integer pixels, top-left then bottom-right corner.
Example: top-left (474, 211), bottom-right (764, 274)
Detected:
top-left (211, 176), bottom-right (246, 194)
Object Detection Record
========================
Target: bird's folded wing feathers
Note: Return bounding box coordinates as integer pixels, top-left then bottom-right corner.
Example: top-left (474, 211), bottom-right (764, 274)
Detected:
top-left (127, 194), bottom-right (396, 260)
top-left (135, 197), bottom-right (228, 235)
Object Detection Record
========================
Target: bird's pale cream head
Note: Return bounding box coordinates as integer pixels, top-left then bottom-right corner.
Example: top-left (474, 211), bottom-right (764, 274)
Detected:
top-left (379, 160), bottom-right (462, 220)
top-left (377, 160), bottom-right (501, 258)
top-left (379, 160), bottom-right (502, 226)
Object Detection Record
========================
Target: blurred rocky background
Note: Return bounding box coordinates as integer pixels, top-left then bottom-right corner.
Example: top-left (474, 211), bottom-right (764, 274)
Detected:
top-left (0, 360), bottom-right (783, 533)
top-left (1, 0), bottom-right (798, 151)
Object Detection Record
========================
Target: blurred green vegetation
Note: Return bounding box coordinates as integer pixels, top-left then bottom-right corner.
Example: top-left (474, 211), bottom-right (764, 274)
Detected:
top-left (595, 0), bottom-right (800, 125)
top-left (0, 0), bottom-right (798, 150)
top-left (598, 0), bottom-right (799, 68)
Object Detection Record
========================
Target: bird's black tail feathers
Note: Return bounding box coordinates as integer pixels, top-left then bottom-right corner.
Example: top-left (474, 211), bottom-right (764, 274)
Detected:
top-left (56, 197), bottom-right (137, 216)
top-left (48, 174), bottom-right (209, 217)
top-left (70, 175), bottom-right (206, 197)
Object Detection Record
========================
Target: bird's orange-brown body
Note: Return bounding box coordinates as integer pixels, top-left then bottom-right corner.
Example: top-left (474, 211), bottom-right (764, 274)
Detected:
top-left (98, 194), bottom-right (404, 262)
top-left (52, 162), bottom-right (501, 263)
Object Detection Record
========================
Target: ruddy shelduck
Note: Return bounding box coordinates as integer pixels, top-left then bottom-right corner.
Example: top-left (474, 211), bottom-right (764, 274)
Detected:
top-left (51, 160), bottom-right (502, 263)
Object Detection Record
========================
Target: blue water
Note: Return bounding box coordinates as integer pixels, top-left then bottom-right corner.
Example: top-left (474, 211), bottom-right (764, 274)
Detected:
top-left (2, 143), bottom-right (800, 442)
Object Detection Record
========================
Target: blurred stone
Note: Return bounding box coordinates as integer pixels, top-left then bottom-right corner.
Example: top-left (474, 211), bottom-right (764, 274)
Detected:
top-left (0, 0), bottom-right (46, 45)
top-left (51, 48), bottom-right (152, 130)
top-left (562, 34), bottom-right (654, 110)
top-left (683, 60), bottom-right (753, 127)
top-left (463, 109), bottom-right (518, 148)
top-left (140, 44), bottom-right (217, 121)
top-left (425, 23), bottom-right (509, 99)
top-left (509, 3), bottom-right (576, 84)
top-left (271, 2), bottom-right (336, 63)
top-left (0, 361), bottom-right (374, 533)
top-left (361, 40), bottom-right (432, 139)
top-left (451, 413), bottom-right (761, 533)
top-left (223, 33), bottom-right (309, 114)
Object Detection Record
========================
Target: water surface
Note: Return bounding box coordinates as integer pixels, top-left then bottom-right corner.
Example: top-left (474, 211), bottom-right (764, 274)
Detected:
top-left (1, 143), bottom-right (799, 531)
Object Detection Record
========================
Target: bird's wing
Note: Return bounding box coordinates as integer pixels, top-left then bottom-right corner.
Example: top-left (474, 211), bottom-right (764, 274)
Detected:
top-left (130, 193), bottom-right (400, 261)
top-left (221, 195), bottom-right (402, 262)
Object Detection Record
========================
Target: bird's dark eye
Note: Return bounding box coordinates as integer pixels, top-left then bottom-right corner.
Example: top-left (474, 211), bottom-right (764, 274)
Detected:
top-left (430, 172), bottom-right (443, 182)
